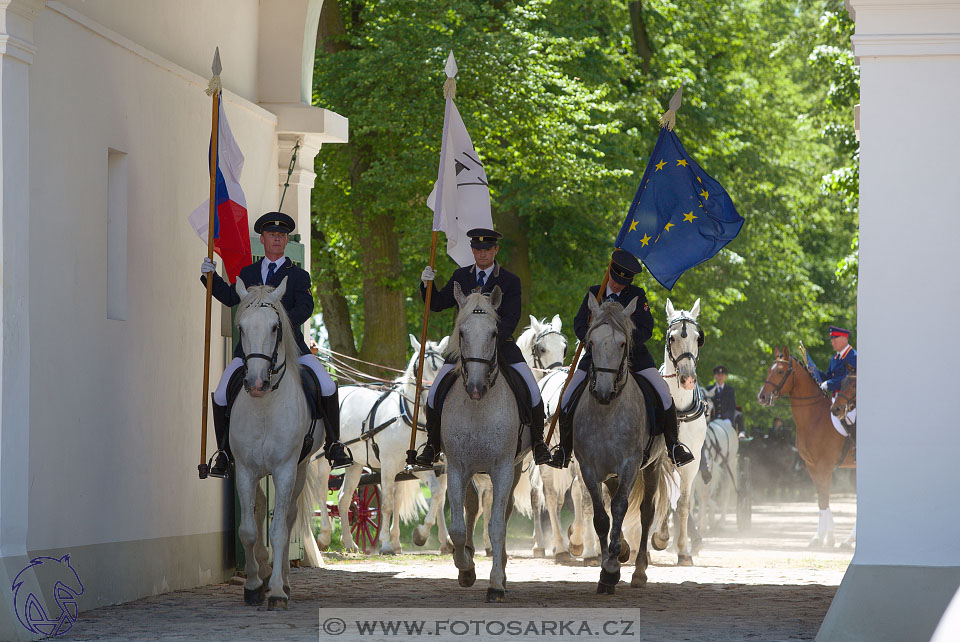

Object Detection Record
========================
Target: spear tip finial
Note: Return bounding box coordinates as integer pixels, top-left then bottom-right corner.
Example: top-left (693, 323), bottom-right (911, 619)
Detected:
top-left (444, 50), bottom-right (457, 79)
top-left (212, 47), bottom-right (222, 76)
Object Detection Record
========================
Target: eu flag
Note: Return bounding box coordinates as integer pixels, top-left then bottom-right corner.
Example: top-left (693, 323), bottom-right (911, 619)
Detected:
top-left (615, 129), bottom-right (744, 289)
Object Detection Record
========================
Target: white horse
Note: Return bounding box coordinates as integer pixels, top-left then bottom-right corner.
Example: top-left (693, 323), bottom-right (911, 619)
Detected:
top-left (648, 299), bottom-right (708, 566)
top-left (231, 278), bottom-right (325, 610)
top-left (443, 284), bottom-right (528, 602)
top-left (475, 315), bottom-right (566, 557)
top-left (693, 414), bottom-right (740, 533)
top-left (316, 334), bottom-right (448, 555)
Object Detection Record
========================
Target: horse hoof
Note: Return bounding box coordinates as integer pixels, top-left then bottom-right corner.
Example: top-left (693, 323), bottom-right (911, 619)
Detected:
top-left (596, 582), bottom-right (616, 595)
top-left (316, 536), bottom-right (330, 552)
top-left (532, 546), bottom-right (545, 558)
top-left (243, 585), bottom-right (265, 606)
top-left (631, 573), bottom-right (648, 588)
top-left (678, 554), bottom-right (694, 567)
top-left (458, 568), bottom-right (476, 588)
top-left (283, 586), bottom-right (291, 599)
top-left (599, 568), bottom-right (620, 585)
top-left (412, 527), bottom-right (429, 547)
top-left (808, 538), bottom-right (823, 549)
top-left (485, 548), bottom-right (493, 557)
top-left (569, 543), bottom-right (583, 557)
top-left (582, 556), bottom-right (600, 567)
top-left (267, 596), bottom-right (288, 611)
top-left (617, 544), bottom-right (631, 564)
top-left (486, 588), bottom-right (505, 603)
top-left (380, 548), bottom-right (396, 556)
top-left (554, 551), bottom-right (573, 563)
top-left (651, 533), bottom-right (669, 551)
top-left (824, 535), bottom-right (836, 548)
top-left (440, 541), bottom-right (455, 555)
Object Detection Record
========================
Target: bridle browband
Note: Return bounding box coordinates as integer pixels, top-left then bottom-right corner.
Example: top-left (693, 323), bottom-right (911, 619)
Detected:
top-left (459, 306), bottom-right (499, 390)
top-left (240, 302), bottom-right (288, 392)
top-left (588, 318), bottom-right (630, 401)
top-left (531, 327), bottom-right (568, 371)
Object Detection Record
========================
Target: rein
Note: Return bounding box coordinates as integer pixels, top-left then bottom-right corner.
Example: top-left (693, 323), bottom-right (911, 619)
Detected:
top-left (531, 327), bottom-right (567, 371)
top-left (240, 302), bottom-right (287, 392)
top-left (762, 356), bottom-right (824, 406)
top-left (664, 314), bottom-right (704, 374)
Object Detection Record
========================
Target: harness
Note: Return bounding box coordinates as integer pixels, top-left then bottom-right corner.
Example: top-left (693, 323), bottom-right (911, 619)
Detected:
top-left (459, 306), bottom-right (500, 392)
top-left (763, 356), bottom-right (824, 406)
top-left (587, 319), bottom-right (629, 401)
top-left (239, 302), bottom-right (287, 392)
top-left (675, 384), bottom-right (707, 423)
top-left (704, 422), bottom-right (739, 494)
top-left (663, 314), bottom-right (705, 375)
top-left (531, 327), bottom-right (568, 371)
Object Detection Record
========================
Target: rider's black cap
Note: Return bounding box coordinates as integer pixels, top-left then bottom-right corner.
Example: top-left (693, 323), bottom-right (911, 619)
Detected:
top-left (254, 212), bottom-right (295, 234)
top-left (610, 249), bottom-right (642, 285)
top-left (467, 228), bottom-right (502, 250)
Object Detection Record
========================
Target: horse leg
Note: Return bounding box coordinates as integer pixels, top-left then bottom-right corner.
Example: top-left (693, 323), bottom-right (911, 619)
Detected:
top-left (316, 458), bottom-right (334, 550)
top-left (235, 468), bottom-right (266, 606)
top-left (435, 474), bottom-right (454, 554)
top-left (543, 471), bottom-right (570, 562)
top-left (281, 465), bottom-right (309, 598)
top-left (253, 484), bottom-right (271, 583)
top-left (378, 472), bottom-right (399, 555)
top-left (266, 463), bottom-right (298, 609)
top-left (531, 472), bottom-right (545, 558)
top-left (578, 474), bottom-right (601, 565)
top-left (569, 470), bottom-right (585, 557)
top-left (413, 472), bottom-right (437, 547)
top-left (337, 464), bottom-right (363, 552)
top-left (631, 465), bottom-right (659, 588)
top-left (841, 517), bottom-right (857, 549)
top-left (579, 467), bottom-right (612, 593)
top-left (485, 464), bottom-right (514, 602)
top-left (481, 479), bottom-right (494, 557)
top-left (446, 470), bottom-right (476, 588)
top-left (675, 486), bottom-right (693, 566)
top-left (808, 464), bottom-right (834, 547)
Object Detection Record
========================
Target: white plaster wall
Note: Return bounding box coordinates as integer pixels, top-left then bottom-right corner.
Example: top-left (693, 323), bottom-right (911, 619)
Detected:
top-left (852, 5), bottom-right (960, 568)
top-left (25, 5), bottom-right (279, 550)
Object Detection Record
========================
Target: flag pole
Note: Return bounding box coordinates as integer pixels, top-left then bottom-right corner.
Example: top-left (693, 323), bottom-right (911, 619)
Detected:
top-left (544, 258), bottom-right (613, 447)
top-left (198, 48), bottom-right (222, 480)
top-left (405, 232), bottom-right (439, 467)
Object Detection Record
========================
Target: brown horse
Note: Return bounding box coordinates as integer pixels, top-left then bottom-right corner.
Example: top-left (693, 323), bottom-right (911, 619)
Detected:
top-left (757, 347), bottom-right (854, 547)
top-left (831, 366), bottom-right (856, 422)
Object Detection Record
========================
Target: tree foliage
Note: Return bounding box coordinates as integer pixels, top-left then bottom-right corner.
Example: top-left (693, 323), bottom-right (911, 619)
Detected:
top-left (312, 0), bottom-right (859, 430)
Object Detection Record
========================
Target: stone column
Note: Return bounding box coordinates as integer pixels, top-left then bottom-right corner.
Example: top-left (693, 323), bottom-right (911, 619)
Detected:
top-left (816, 2), bottom-right (960, 641)
top-left (0, 3), bottom-right (51, 639)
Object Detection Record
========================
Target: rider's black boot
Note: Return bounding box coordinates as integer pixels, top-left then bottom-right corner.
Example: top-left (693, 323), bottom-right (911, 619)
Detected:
top-left (663, 405), bottom-right (695, 467)
top-left (208, 395), bottom-right (232, 479)
top-left (414, 404), bottom-right (442, 467)
top-left (529, 400), bottom-right (551, 465)
top-left (546, 401), bottom-right (575, 469)
top-left (321, 390), bottom-right (353, 469)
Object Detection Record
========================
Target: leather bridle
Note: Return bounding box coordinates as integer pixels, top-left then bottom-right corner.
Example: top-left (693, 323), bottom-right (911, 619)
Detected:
top-left (665, 314), bottom-right (703, 374)
top-left (240, 302), bottom-right (287, 393)
top-left (762, 357), bottom-right (794, 402)
top-left (459, 307), bottom-right (500, 391)
top-left (588, 321), bottom-right (629, 402)
top-left (532, 327), bottom-right (567, 371)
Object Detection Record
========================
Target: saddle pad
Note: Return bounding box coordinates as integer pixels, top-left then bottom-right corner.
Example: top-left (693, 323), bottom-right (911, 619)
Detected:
top-left (631, 373), bottom-right (662, 437)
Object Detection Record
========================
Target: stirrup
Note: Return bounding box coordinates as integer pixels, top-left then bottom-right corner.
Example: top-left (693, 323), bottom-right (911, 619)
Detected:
top-left (412, 443), bottom-right (440, 470)
top-left (544, 445), bottom-right (570, 470)
top-left (326, 442), bottom-right (354, 470)
top-left (206, 449), bottom-right (231, 479)
top-left (669, 443), bottom-right (695, 467)
top-left (532, 441), bottom-right (551, 465)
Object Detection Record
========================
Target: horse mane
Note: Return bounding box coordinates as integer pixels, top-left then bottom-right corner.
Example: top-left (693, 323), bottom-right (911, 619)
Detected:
top-left (446, 291), bottom-right (500, 361)
top-left (236, 285), bottom-right (302, 371)
top-left (586, 300), bottom-right (635, 357)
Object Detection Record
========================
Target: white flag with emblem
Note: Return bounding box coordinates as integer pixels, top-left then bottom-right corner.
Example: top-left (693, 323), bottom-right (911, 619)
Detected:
top-left (426, 51), bottom-right (493, 268)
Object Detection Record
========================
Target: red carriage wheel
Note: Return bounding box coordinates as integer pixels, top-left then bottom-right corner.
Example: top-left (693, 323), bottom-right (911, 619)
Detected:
top-left (349, 484), bottom-right (381, 554)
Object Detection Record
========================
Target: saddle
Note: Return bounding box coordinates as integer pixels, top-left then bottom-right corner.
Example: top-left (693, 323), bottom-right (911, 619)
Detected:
top-left (566, 369), bottom-right (660, 437)
top-left (225, 364), bottom-right (323, 463)
top-left (432, 356), bottom-right (534, 429)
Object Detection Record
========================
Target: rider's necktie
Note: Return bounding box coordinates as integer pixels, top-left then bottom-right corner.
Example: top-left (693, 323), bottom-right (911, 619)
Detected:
top-left (606, 293), bottom-right (619, 303)
top-left (267, 262), bottom-right (277, 284)
top-left (477, 270), bottom-right (486, 288)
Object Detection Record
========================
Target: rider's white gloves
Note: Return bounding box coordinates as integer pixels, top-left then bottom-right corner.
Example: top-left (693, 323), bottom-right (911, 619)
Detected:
top-left (201, 257), bottom-right (217, 275)
top-left (421, 266), bottom-right (436, 286)
top-left (820, 381), bottom-right (830, 392)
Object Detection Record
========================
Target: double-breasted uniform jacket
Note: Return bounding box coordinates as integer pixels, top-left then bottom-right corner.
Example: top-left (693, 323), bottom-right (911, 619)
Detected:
top-left (574, 284), bottom-right (657, 373)
top-left (420, 262), bottom-right (525, 364)
top-left (201, 258), bottom-right (314, 358)
top-left (812, 346), bottom-right (857, 393)
top-left (707, 384), bottom-right (738, 421)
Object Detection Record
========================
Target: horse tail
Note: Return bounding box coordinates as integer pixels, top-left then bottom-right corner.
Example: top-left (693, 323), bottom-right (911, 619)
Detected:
top-left (395, 478), bottom-right (428, 523)
top-left (650, 452), bottom-right (675, 534)
top-left (296, 459), bottom-right (325, 568)
top-left (511, 462), bottom-right (543, 518)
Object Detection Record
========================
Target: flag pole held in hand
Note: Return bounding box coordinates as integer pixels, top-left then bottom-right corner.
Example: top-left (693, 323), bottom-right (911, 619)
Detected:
top-left (198, 48), bottom-right (222, 480)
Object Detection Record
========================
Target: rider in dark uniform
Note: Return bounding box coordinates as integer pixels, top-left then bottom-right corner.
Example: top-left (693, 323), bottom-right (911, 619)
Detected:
top-left (807, 325), bottom-right (857, 440)
top-left (707, 365), bottom-right (743, 434)
top-left (545, 250), bottom-right (695, 469)
top-left (413, 228), bottom-right (552, 467)
top-left (200, 212), bottom-right (353, 478)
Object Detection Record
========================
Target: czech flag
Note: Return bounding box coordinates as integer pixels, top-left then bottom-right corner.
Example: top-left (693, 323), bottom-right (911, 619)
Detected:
top-left (188, 100), bottom-right (252, 283)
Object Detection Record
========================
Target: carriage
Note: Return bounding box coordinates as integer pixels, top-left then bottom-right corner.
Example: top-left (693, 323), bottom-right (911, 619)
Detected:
top-left (317, 467), bottom-right (383, 554)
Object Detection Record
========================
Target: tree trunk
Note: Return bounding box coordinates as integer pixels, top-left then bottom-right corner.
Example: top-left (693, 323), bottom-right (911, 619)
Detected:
top-left (312, 227), bottom-right (358, 358)
top-left (629, 1), bottom-right (654, 73)
top-left (493, 205), bottom-right (532, 328)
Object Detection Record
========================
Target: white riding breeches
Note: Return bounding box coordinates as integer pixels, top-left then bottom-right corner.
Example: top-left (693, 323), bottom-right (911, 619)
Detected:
top-left (426, 362), bottom-right (541, 409)
top-left (213, 354), bottom-right (336, 406)
top-left (561, 366), bottom-right (674, 410)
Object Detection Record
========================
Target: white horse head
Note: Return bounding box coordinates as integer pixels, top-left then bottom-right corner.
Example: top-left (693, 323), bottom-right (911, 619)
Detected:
top-left (521, 314), bottom-right (567, 374)
top-left (451, 282), bottom-right (501, 401)
top-left (664, 297), bottom-right (703, 391)
top-left (235, 277), bottom-right (299, 397)
top-left (586, 293), bottom-right (637, 404)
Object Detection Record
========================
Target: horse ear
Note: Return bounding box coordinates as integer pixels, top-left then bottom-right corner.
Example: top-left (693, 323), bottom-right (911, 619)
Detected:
top-left (587, 291), bottom-right (601, 315)
top-left (623, 296), bottom-right (638, 316)
top-left (409, 333), bottom-right (420, 353)
top-left (551, 314), bottom-right (562, 330)
top-left (235, 277), bottom-right (248, 300)
top-left (529, 314), bottom-right (540, 330)
top-left (783, 345), bottom-right (791, 357)
top-left (453, 281), bottom-right (466, 307)
top-left (489, 286), bottom-right (503, 309)
top-left (665, 298), bottom-right (676, 317)
top-left (691, 298), bottom-right (701, 319)
top-left (268, 277), bottom-right (288, 303)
